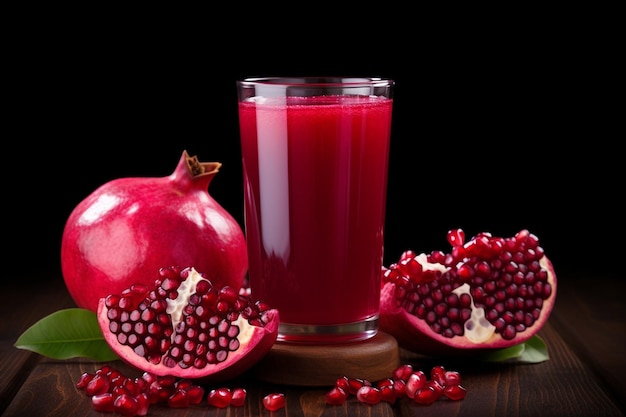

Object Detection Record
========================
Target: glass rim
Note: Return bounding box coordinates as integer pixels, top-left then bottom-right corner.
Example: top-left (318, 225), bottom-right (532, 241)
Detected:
top-left (238, 77), bottom-right (393, 88)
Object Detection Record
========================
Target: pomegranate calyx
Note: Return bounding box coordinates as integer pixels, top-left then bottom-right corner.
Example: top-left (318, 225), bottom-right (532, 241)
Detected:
top-left (183, 150), bottom-right (221, 178)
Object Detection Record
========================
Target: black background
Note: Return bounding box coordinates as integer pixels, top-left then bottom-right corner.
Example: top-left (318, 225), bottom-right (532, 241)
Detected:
top-left (5, 17), bottom-right (620, 283)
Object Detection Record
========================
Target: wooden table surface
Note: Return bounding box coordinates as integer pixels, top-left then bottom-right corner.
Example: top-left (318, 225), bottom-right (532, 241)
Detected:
top-left (1, 269), bottom-right (624, 417)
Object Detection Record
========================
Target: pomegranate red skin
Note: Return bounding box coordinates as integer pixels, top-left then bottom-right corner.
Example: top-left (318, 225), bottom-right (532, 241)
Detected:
top-left (379, 253), bottom-right (557, 355)
top-left (62, 151), bottom-right (248, 312)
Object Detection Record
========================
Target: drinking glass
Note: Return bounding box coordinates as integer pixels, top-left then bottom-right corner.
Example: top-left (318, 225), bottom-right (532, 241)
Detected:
top-left (237, 77), bottom-right (394, 344)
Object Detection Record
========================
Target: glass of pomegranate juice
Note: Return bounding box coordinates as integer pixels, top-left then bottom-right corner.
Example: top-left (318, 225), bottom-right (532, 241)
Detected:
top-left (237, 77), bottom-right (394, 344)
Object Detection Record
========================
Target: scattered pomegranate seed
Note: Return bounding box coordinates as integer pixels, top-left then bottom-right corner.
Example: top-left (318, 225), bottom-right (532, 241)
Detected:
top-left (335, 375), bottom-right (350, 391)
top-left (91, 393), bottom-right (115, 412)
top-left (85, 374), bottom-right (110, 396)
top-left (76, 372), bottom-right (94, 389)
top-left (405, 370), bottom-right (427, 399)
top-left (80, 363), bottom-right (464, 414)
top-left (167, 389), bottom-right (190, 408)
top-left (325, 386), bottom-right (348, 405)
top-left (185, 385), bottom-right (205, 405)
top-left (379, 384), bottom-right (397, 404)
top-left (414, 385), bottom-right (439, 405)
top-left (346, 377), bottom-right (371, 395)
top-left (392, 363), bottom-right (413, 381)
top-left (444, 384), bottom-right (467, 400)
top-left (207, 387), bottom-right (233, 408)
top-left (76, 365), bottom-right (250, 415)
top-left (263, 393), bottom-right (286, 411)
top-left (356, 386), bottom-right (383, 405)
top-left (430, 365), bottom-right (447, 386)
top-left (230, 387), bottom-right (247, 407)
top-left (392, 379), bottom-right (407, 399)
top-left (445, 370), bottom-right (461, 385)
top-left (325, 364), bottom-right (467, 407)
top-left (114, 393), bottom-right (139, 417)
top-left (135, 393), bottom-right (150, 416)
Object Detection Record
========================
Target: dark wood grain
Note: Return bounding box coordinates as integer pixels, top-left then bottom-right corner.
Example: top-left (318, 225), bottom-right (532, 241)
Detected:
top-left (0, 346), bottom-right (39, 413)
top-left (0, 278), bottom-right (74, 415)
top-left (2, 272), bottom-right (624, 417)
top-left (550, 271), bottom-right (626, 410)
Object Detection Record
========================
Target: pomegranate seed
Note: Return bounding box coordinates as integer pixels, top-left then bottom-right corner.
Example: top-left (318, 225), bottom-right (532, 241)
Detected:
top-left (405, 371), bottom-right (427, 399)
top-left (426, 379), bottom-right (444, 397)
top-left (413, 386), bottom-right (439, 405)
top-left (147, 381), bottom-right (167, 404)
top-left (447, 228), bottom-right (465, 247)
top-left (157, 375), bottom-right (176, 388)
top-left (207, 387), bottom-right (233, 408)
top-left (335, 375), bottom-right (350, 391)
top-left (76, 372), bottom-right (94, 389)
top-left (444, 384), bottom-right (467, 401)
top-left (346, 377), bottom-right (371, 394)
top-left (392, 363), bottom-right (413, 381)
top-left (173, 379), bottom-right (193, 390)
top-left (185, 385), bottom-right (205, 404)
top-left (112, 385), bottom-right (129, 397)
top-left (91, 393), bottom-right (115, 412)
top-left (356, 386), bottom-right (382, 405)
top-left (398, 257), bottom-right (424, 280)
top-left (85, 374), bottom-right (110, 396)
top-left (135, 393), bottom-right (150, 416)
top-left (392, 379), bottom-right (407, 398)
top-left (430, 365), bottom-right (447, 386)
top-left (114, 393), bottom-right (140, 417)
top-left (141, 372), bottom-right (157, 385)
top-left (377, 377), bottom-right (394, 388)
top-left (95, 365), bottom-right (113, 375)
top-left (325, 386), bottom-right (348, 405)
top-left (445, 370), bottom-right (461, 385)
top-left (167, 389), bottom-right (190, 408)
top-left (263, 393), bottom-right (286, 411)
top-left (230, 387), bottom-right (247, 407)
top-left (379, 385), bottom-right (397, 404)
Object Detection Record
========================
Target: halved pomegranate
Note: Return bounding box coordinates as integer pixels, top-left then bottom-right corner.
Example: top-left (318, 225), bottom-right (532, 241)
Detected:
top-left (379, 229), bottom-right (556, 355)
top-left (97, 266), bottom-right (279, 381)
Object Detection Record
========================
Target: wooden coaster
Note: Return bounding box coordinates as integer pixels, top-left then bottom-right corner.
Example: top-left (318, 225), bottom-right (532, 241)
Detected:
top-left (252, 332), bottom-right (399, 386)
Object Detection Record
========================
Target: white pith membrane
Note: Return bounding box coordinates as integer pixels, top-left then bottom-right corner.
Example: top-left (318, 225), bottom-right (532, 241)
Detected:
top-left (418, 256), bottom-right (495, 344)
top-left (164, 267), bottom-right (254, 359)
top-left (452, 283), bottom-right (495, 343)
top-left (415, 253), bottom-right (449, 274)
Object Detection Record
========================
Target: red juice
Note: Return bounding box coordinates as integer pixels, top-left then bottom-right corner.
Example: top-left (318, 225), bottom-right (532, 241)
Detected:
top-left (238, 94), bottom-right (393, 343)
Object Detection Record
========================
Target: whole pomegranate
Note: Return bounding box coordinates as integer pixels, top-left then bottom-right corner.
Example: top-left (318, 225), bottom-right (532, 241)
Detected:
top-left (379, 229), bottom-right (557, 354)
top-left (97, 265), bottom-right (279, 381)
top-left (62, 150), bottom-right (248, 312)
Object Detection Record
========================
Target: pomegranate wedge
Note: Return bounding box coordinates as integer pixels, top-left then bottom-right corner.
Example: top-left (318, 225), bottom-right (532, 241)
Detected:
top-left (97, 266), bottom-right (278, 381)
top-left (379, 229), bottom-right (557, 354)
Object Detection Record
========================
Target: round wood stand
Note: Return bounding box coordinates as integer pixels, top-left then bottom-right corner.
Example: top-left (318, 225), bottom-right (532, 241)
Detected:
top-left (252, 332), bottom-right (399, 386)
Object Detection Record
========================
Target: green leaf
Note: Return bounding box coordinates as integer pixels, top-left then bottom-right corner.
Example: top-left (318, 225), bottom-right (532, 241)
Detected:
top-left (516, 334), bottom-right (550, 363)
top-left (475, 342), bottom-right (526, 362)
top-left (474, 335), bottom-right (550, 364)
top-left (14, 308), bottom-right (119, 362)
